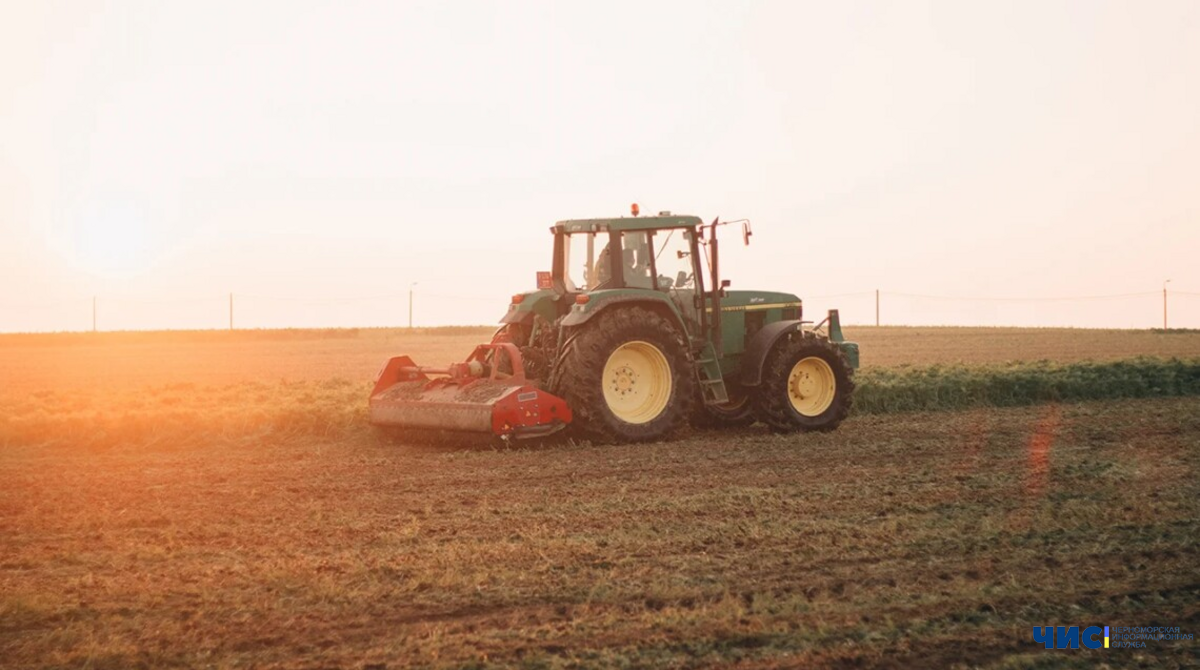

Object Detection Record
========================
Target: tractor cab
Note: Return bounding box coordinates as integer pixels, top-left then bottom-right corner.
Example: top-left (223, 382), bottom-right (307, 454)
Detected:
top-left (552, 213), bottom-right (704, 295)
top-left (542, 210), bottom-right (811, 370)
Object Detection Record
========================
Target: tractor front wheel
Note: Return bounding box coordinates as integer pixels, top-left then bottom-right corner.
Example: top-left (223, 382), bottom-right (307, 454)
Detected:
top-left (753, 331), bottom-right (854, 432)
top-left (553, 307), bottom-right (694, 443)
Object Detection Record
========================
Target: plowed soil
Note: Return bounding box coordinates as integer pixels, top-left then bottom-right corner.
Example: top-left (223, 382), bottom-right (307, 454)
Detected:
top-left (1, 328), bottom-right (1198, 668)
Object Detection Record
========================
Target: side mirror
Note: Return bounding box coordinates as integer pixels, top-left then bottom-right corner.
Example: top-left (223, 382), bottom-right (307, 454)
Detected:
top-left (720, 279), bottom-right (731, 297)
top-left (676, 250), bottom-right (689, 259)
top-left (742, 221), bottom-right (753, 246)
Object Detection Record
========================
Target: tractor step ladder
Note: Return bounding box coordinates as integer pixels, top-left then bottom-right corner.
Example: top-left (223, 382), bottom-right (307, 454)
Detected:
top-left (695, 341), bottom-right (730, 404)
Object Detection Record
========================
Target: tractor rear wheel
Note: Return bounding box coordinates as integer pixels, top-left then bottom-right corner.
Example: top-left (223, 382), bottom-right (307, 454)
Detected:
top-left (753, 331), bottom-right (854, 432)
top-left (552, 307), bottom-right (694, 443)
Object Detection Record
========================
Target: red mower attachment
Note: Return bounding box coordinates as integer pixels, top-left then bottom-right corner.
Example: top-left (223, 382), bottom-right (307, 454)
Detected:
top-left (369, 343), bottom-right (572, 440)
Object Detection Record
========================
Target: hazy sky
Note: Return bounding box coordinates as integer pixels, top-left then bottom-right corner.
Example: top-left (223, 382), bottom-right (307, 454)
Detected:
top-left (2, 0), bottom-right (1198, 331)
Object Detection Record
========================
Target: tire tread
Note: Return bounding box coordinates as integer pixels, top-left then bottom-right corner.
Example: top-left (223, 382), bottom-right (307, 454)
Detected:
top-left (551, 307), bottom-right (695, 443)
top-left (753, 331), bottom-right (854, 432)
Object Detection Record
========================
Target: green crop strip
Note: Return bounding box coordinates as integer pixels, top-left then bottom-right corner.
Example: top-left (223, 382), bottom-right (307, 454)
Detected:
top-left (4, 357), bottom-right (1199, 452)
top-left (853, 356), bottom-right (1200, 414)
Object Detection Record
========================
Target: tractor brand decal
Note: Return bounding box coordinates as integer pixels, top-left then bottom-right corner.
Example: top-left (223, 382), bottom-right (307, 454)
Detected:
top-left (705, 301), bottom-right (802, 313)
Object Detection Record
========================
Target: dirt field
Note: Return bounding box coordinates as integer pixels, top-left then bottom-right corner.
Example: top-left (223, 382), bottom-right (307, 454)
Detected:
top-left (2, 328), bottom-right (1199, 668)
top-left (2, 325), bottom-right (1198, 392)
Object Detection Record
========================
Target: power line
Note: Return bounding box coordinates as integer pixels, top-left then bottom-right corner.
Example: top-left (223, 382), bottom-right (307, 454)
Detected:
top-left (2, 287), bottom-right (1198, 332)
top-left (104, 296), bottom-right (224, 305)
top-left (422, 293), bottom-right (498, 302)
top-left (886, 290), bottom-right (1159, 302)
top-left (804, 292), bottom-right (876, 300)
top-left (3, 289), bottom-right (1195, 308)
top-left (233, 292), bottom-right (409, 304)
top-left (0, 298), bottom-right (92, 311)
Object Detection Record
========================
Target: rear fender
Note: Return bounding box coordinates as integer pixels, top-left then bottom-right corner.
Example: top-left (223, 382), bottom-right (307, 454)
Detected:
top-left (739, 310), bottom-right (860, 385)
top-left (553, 294), bottom-right (693, 392)
top-left (738, 320), bottom-right (803, 387)
top-left (560, 292), bottom-right (688, 335)
top-left (500, 290), bottom-right (560, 325)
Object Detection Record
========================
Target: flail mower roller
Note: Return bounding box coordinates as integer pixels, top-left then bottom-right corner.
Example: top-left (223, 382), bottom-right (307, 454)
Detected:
top-left (369, 342), bottom-right (573, 440)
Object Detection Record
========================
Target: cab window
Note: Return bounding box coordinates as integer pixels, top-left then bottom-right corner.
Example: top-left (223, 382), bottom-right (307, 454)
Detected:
top-left (653, 228), bottom-right (697, 291)
top-left (620, 232), bottom-right (655, 289)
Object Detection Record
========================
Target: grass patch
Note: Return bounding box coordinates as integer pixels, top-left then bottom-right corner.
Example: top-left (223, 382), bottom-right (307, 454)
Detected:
top-left (0, 379), bottom-right (374, 452)
top-left (855, 356), bottom-right (1200, 414)
top-left (0, 325), bottom-right (494, 347)
top-left (4, 356), bottom-right (1200, 452)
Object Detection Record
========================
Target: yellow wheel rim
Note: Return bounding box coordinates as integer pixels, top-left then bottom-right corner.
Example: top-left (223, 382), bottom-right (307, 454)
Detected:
top-left (603, 341), bottom-right (672, 424)
top-left (788, 356), bottom-right (836, 417)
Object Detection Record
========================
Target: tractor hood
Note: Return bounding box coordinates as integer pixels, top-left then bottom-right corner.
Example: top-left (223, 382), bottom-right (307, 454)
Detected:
top-left (710, 290), bottom-right (802, 314)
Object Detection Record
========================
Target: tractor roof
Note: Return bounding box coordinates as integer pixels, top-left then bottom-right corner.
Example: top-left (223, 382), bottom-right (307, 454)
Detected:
top-left (554, 215), bottom-right (703, 234)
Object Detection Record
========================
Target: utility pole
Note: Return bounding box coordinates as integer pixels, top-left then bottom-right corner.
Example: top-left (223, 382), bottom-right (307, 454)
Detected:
top-left (1163, 279), bottom-right (1171, 330)
top-left (92, 296), bottom-right (96, 332)
top-left (229, 293), bottom-right (234, 331)
top-left (408, 282), bottom-right (418, 328)
top-left (875, 289), bottom-right (880, 327)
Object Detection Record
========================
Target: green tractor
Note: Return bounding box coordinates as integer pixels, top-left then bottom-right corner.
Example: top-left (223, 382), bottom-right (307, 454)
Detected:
top-left (369, 208), bottom-right (859, 444)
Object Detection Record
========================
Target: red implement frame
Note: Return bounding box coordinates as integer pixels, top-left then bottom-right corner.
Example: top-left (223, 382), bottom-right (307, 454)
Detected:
top-left (369, 343), bottom-right (572, 439)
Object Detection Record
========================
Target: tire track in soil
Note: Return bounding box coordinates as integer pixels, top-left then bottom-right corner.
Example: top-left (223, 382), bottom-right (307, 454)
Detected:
top-left (1007, 403), bottom-right (1062, 532)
